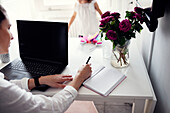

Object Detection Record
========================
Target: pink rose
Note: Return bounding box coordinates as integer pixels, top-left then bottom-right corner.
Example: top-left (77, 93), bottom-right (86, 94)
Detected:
top-left (110, 12), bottom-right (120, 19)
top-left (119, 19), bottom-right (131, 32)
top-left (101, 11), bottom-right (110, 19)
top-left (106, 30), bottom-right (117, 40)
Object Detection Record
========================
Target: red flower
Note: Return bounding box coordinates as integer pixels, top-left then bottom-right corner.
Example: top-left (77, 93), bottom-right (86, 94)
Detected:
top-left (119, 19), bottom-right (131, 32)
top-left (106, 30), bottom-right (117, 41)
top-left (99, 23), bottom-right (105, 27)
top-left (136, 13), bottom-right (145, 24)
top-left (130, 11), bottom-right (136, 19)
top-left (100, 16), bottom-right (111, 24)
top-left (134, 7), bottom-right (143, 14)
top-left (101, 11), bottom-right (110, 19)
top-left (111, 12), bottom-right (120, 19)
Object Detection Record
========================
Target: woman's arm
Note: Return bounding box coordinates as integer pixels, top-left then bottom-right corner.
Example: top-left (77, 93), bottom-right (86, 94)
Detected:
top-left (0, 78), bottom-right (77, 113)
top-left (94, 2), bottom-right (102, 16)
top-left (10, 64), bottom-right (91, 91)
top-left (1, 64), bottom-right (91, 113)
top-left (10, 74), bottom-right (73, 91)
top-left (28, 74), bottom-right (73, 90)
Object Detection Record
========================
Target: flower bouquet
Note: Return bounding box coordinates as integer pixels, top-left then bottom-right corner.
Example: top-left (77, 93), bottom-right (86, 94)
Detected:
top-left (99, 7), bottom-right (146, 67)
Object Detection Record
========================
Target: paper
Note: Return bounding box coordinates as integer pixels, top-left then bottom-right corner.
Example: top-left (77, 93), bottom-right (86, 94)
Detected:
top-left (83, 66), bottom-right (126, 96)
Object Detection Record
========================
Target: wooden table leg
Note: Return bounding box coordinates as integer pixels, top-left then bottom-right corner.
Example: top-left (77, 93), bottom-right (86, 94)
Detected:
top-left (132, 99), bottom-right (145, 113)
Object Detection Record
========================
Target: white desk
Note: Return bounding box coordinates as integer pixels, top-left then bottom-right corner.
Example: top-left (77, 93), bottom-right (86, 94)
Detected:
top-left (0, 38), bottom-right (156, 113)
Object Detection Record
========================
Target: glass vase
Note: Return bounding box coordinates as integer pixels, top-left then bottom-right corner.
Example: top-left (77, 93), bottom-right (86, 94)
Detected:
top-left (111, 40), bottom-right (130, 68)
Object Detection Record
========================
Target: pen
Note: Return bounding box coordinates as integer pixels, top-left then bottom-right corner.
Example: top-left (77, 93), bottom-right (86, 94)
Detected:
top-left (86, 56), bottom-right (91, 64)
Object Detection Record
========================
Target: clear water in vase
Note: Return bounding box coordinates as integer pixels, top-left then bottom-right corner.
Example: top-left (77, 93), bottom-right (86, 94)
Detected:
top-left (111, 41), bottom-right (130, 68)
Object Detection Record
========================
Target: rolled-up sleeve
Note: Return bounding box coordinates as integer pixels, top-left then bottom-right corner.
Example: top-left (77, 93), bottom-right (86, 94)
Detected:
top-left (10, 78), bottom-right (30, 91)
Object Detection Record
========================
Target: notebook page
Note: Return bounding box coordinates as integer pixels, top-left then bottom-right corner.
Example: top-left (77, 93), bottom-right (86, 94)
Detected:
top-left (83, 67), bottom-right (126, 96)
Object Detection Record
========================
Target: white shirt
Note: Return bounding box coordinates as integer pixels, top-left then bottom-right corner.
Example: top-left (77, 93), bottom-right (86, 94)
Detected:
top-left (0, 72), bottom-right (77, 113)
top-left (74, 0), bottom-right (99, 36)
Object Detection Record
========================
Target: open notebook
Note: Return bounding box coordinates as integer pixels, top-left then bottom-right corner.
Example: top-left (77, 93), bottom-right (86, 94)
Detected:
top-left (83, 66), bottom-right (126, 96)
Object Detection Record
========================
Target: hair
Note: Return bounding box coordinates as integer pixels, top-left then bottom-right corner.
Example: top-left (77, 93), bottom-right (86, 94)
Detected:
top-left (79, 0), bottom-right (93, 3)
top-left (87, 0), bottom-right (93, 2)
top-left (0, 5), bottom-right (6, 25)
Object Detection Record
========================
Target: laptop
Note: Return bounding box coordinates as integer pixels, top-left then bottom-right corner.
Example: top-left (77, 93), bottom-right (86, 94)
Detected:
top-left (0, 20), bottom-right (68, 91)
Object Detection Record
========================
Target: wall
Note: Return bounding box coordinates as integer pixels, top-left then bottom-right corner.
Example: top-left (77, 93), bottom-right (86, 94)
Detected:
top-left (141, 1), bottom-right (170, 113)
top-left (135, 24), bottom-right (153, 70)
top-left (0, 0), bottom-right (36, 60)
top-left (134, 0), bottom-right (153, 70)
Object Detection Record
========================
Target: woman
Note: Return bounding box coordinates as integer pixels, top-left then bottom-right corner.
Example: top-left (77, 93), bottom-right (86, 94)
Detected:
top-left (0, 5), bottom-right (92, 113)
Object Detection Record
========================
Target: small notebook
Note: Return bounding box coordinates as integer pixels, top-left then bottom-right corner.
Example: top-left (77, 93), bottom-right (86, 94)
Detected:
top-left (83, 66), bottom-right (126, 96)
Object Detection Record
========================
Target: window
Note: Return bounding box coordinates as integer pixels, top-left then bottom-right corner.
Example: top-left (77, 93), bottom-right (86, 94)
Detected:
top-left (43, 0), bottom-right (75, 6)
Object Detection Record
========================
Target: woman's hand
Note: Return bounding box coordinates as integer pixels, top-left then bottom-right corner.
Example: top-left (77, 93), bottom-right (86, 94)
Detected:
top-left (76, 64), bottom-right (92, 82)
top-left (68, 64), bottom-right (92, 91)
top-left (39, 74), bottom-right (73, 88)
top-left (28, 74), bottom-right (73, 90)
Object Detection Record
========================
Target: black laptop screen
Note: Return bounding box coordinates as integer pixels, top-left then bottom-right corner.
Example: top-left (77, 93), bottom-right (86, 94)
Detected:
top-left (17, 20), bottom-right (68, 65)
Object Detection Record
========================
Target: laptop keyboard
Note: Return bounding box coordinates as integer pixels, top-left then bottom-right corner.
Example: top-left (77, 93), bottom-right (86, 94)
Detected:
top-left (9, 60), bottom-right (61, 75)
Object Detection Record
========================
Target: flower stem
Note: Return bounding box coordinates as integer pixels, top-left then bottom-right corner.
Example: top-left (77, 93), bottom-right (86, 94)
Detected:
top-left (117, 51), bottom-right (128, 66)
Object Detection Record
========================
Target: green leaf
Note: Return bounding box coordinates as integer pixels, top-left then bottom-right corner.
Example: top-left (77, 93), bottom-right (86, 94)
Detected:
top-left (105, 36), bottom-right (109, 40)
top-left (100, 31), bottom-right (103, 38)
top-left (113, 43), bottom-right (116, 50)
top-left (129, 32), bottom-right (136, 38)
top-left (119, 37), bottom-right (126, 46)
top-left (113, 41), bottom-right (118, 47)
top-left (134, 23), bottom-right (143, 33)
top-left (100, 26), bottom-right (107, 32)
top-left (110, 21), bottom-right (115, 25)
top-left (125, 11), bottom-right (130, 18)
